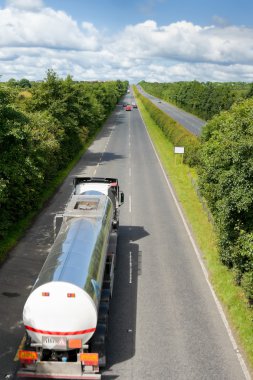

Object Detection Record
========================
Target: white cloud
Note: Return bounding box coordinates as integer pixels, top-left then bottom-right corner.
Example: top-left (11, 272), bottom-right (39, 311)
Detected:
top-left (0, 4), bottom-right (100, 51)
top-left (6, 0), bottom-right (44, 11)
top-left (82, 21), bottom-right (99, 34)
top-left (0, 2), bottom-right (253, 83)
top-left (111, 20), bottom-right (253, 65)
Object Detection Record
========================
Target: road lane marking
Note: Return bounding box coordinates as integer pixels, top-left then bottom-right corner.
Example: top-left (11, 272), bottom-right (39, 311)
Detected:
top-left (129, 195), bottom-right (132, 213)
top-left (129, 134), bottom-right (131, 160)
top-left (129, 251), bottom-right (132, 284)
top-left (93, 124), bottom-right (115, 176)
top-left (139, 110), bottom-right (251, 380)
top-left (93, 163), bottom-right (99, 176)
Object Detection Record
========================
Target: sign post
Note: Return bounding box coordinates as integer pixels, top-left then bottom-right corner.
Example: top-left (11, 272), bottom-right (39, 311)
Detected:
top-left (174, 146), bottom-right (184, 165)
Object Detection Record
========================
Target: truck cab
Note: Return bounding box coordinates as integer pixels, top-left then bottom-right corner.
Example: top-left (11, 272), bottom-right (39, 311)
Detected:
top-left (73, 177), bottom-right (124, 229)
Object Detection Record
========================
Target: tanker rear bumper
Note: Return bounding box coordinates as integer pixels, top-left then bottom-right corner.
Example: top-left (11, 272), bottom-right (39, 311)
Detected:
top-left (17, 361), bottom-right (101, 379)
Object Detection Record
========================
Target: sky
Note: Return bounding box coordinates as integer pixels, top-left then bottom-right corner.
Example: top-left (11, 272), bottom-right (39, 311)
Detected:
top-left (0, 0), bottom-right (253, 83)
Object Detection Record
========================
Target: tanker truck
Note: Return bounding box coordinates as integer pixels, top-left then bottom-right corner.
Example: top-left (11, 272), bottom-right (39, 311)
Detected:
top-left (17, 177), bottom-right (124, 379)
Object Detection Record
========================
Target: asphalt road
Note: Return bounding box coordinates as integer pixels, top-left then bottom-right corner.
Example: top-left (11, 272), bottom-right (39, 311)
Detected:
top-left (0, 93), bottom-right (250, 379)
top-left (136, 84), bottom-right (206, 136)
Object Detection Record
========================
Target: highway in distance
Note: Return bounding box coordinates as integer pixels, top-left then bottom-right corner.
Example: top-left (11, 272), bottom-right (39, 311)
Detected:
top-left (0, 92), bottom-right (250, 379)
top-left (136, 84), bottom-right (206, 136)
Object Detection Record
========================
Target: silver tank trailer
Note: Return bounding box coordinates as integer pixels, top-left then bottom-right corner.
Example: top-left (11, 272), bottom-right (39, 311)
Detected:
top-left (23, 193), bottom-right (114, 347)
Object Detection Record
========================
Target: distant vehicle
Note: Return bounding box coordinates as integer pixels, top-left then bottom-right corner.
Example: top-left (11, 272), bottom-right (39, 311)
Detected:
top-left (125, 105), bottom-right (132, 111)
top-left (132, 102), bottom-right (137, 108)
top-left (123, 102), bottom-right (128, 107)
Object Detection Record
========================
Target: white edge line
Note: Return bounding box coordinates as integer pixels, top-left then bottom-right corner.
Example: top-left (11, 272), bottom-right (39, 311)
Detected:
top-left (139, 110), bottom-right (251, 380)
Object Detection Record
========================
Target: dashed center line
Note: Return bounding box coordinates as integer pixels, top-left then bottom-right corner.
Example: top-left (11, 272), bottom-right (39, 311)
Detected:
top-left (93, 125), bottom-right (114, 176)
top-left (129, 251), bottom-right (132, 284)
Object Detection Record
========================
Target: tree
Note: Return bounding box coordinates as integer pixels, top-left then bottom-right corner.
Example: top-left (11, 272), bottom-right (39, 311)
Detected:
top-left (198, 98), bottom-right (253, 282)
top-left (0, 73), bottom-right (128, 241)
top-left (19, 78), bottom-right (32, 88)
top-left (0, 86), bottom-right (31, 237)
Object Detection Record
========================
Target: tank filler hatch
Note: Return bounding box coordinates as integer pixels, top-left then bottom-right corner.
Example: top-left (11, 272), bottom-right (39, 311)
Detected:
top-left (63, 194), bottom-right (108, 221)
top-left (74, 200), bottom-right (99, 211)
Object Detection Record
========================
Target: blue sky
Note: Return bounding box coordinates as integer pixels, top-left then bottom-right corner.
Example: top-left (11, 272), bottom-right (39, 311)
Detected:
top-left (0, 0), bottom-right (252, 82)
top-left (40, 0), bottom-right (253, 31)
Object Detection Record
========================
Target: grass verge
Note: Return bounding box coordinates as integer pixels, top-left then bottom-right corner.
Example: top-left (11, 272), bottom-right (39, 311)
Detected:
top-left (136, 97), bottom-right (253, 373)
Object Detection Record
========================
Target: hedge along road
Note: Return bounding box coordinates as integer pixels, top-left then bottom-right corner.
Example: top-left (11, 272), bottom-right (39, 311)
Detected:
top-left (0, 93), bottom-right (250, 379)
top-left (136, 84), bottom-right (206, 136)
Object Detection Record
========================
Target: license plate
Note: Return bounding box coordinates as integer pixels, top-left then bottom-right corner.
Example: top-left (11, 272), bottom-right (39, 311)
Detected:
top-left (42, 336), bottom-right (67, 350)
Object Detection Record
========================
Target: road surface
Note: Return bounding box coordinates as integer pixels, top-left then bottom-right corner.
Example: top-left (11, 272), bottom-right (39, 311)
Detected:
top-left (0, 94), bottom-right (249, 379)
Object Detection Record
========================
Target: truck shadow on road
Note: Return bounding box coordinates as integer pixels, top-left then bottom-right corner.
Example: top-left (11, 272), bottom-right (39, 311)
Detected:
top-left (102, 225), bottom-right (149, 379)
top-left (74, 151), bottom-right (126, 171)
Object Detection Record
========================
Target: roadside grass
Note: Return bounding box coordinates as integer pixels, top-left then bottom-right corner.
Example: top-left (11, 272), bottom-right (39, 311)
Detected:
top-left (136, 98), bottom-right (253, 372)
top-left (0, 131), bottom-right (99, 264)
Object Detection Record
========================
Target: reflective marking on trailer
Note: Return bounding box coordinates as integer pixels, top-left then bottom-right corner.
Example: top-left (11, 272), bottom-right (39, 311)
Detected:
top-left (25, 325), bottom-right (96, 336)
top-left (14, 335), bottom-right (26, 362)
